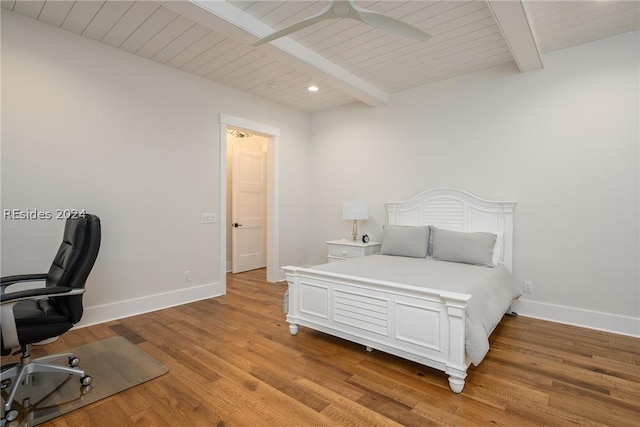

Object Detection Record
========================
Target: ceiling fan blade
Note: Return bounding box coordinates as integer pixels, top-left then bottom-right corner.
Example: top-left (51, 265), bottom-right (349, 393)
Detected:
top-left (351, 3), bottom-right (431, 42)
top-left (252, 2), bottom-right (335, 46)
top-left (252, 1), bottom-right (431, 46)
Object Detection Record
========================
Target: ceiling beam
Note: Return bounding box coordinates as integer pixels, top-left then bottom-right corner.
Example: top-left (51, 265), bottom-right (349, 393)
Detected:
top-left (158, 0), bottom-right (389, 107)
top-left (486, 0), bottom-right (543, 72)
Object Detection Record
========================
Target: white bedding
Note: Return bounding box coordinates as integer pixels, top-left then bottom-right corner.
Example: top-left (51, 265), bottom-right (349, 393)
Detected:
top-left (304, 255), bottom-right (520, 365)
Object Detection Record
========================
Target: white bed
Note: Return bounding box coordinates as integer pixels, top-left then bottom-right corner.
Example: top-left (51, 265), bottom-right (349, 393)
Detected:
top-left (282, 188), bottom-right (519, 393)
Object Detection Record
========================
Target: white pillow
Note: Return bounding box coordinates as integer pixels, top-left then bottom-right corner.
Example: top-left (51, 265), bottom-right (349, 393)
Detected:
top-left (380, 225), bottom-right (430, 258)
top-left (431, 227), bottom-right (497, 267)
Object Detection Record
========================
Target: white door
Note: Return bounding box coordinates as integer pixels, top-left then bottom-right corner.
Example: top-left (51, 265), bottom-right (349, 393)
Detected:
top-left (231, 136), bottom-right (267, 273)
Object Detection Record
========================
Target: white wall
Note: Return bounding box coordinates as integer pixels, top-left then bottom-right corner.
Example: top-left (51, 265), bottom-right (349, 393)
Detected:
top-left (308, 31), bottom-right (639, 336)
top-left (1, 11), bottom-right (310, 326)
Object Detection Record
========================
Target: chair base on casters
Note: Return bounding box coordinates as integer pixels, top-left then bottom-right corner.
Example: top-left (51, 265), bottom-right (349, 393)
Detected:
top-left (1, 347), bottom-right (92, 423)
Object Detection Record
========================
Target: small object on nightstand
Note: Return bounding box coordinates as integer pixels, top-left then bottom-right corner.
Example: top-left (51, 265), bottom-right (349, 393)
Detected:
top-left (362, 234), bottom-right (369, 243)
top-left (326, 239), bottom-right (381, 263)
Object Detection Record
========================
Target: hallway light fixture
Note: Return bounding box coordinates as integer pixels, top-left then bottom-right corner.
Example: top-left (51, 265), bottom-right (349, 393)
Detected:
top-left (227, 129), bottom-right (252, 138)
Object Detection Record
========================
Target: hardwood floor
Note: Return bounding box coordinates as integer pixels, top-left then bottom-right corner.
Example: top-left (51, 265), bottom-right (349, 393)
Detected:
top-left (10, 269), bottom-right (640, 426)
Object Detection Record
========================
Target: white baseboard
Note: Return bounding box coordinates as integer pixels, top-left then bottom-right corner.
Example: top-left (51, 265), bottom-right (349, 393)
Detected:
top-left (275, 268), bottom-right (287, 282)
top-left (73, 284), bottom-right (638, 339)
top-left (512, 299), bottom-right (640, 338)
top-left (76, 281), bottom-right (225, 328)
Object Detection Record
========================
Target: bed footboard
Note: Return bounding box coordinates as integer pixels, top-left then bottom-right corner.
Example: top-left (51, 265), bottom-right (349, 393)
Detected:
top-left (283, 266), bottom-right (471, 393)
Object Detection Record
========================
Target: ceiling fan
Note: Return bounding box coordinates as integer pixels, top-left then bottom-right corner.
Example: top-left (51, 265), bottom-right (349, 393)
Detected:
top-left (252, 0), bottom-right (431, 47)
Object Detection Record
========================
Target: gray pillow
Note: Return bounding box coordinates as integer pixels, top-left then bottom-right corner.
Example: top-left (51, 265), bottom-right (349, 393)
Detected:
top-left (431, 227), bottom-right (497, 267)
top-left (380, 225), bottom-right (430, 258)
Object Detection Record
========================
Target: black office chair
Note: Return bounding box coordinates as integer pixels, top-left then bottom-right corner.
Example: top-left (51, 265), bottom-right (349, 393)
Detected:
top-left (1, 214), bottom-right (101, 422)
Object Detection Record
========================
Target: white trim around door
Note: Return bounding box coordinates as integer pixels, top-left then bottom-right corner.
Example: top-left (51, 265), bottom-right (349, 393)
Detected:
top-left (219, 114), bottom-right (281, 290)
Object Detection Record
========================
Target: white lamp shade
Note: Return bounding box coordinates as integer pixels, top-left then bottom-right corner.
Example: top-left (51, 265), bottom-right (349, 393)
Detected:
top-left (343, 201), bottom-right (368, 220)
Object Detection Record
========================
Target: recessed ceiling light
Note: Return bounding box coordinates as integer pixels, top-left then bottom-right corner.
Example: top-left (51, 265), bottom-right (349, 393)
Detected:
top-left (308, 85), bottom-right (319, 92)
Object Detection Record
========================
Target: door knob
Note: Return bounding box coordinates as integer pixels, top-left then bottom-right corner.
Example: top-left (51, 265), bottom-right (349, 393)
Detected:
top-left (232, 223), bottom-right (243, 228)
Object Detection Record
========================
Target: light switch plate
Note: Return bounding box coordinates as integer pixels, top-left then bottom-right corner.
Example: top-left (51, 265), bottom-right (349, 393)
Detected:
top-left (201, 213), bottom-right (216, 224)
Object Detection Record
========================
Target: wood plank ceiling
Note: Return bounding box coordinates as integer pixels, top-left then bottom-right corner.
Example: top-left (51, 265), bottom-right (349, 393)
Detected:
top-left (2, 1), bottom-right (638, 113)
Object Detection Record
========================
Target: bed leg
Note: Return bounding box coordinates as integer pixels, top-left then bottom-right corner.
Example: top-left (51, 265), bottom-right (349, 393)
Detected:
top-left (448, 376), bottom-right (465, 393)
top-left (365, 346), bottom-right (373, 353)
top-left (289, 324), bottom-right (299, 335)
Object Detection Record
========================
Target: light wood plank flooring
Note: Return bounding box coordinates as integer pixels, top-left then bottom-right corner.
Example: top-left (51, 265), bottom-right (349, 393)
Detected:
top-left (8, 269), bottom-right (640, 426)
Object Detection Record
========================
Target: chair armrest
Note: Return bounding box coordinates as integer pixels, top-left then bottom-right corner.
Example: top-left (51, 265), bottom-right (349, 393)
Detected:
top-left (0, 287), bottom-right (85, 304)
top-left (1, 273), bottom-right (48, 285)
top-left (1, 273), bottom-right (47, 295)
top-left (1, 273), bottom-right (47, 287)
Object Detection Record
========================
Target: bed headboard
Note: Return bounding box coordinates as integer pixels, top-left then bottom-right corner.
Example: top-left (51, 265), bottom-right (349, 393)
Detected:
top-left (385, 188), bottom-right (517, 271)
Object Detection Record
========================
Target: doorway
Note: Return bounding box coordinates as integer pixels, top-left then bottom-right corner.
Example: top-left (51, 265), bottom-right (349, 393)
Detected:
top-left (227, 129), bottom-right (267, 273)
top-left (219, 114), bottom-right (280, 286)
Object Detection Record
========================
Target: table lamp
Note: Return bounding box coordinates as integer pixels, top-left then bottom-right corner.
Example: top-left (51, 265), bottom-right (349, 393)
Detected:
top-left (343, 201), bottom-right (368, 241)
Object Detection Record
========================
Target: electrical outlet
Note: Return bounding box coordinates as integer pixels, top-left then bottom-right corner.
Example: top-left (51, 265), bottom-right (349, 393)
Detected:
top-left (297, 254), bottom-right (302, 264)
top-left (523, 280), bottom-right (533, 293)
top-left (184, 270), bottom-right (191, 282)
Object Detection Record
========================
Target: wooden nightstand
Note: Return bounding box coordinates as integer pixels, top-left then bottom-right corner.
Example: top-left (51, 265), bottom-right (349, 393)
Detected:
top-left (326, 239), bottom-right (381, 263)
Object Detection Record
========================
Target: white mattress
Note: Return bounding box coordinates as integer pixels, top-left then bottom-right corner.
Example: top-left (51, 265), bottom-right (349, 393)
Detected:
top-left (310, 255), bottom-right (521, 365)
